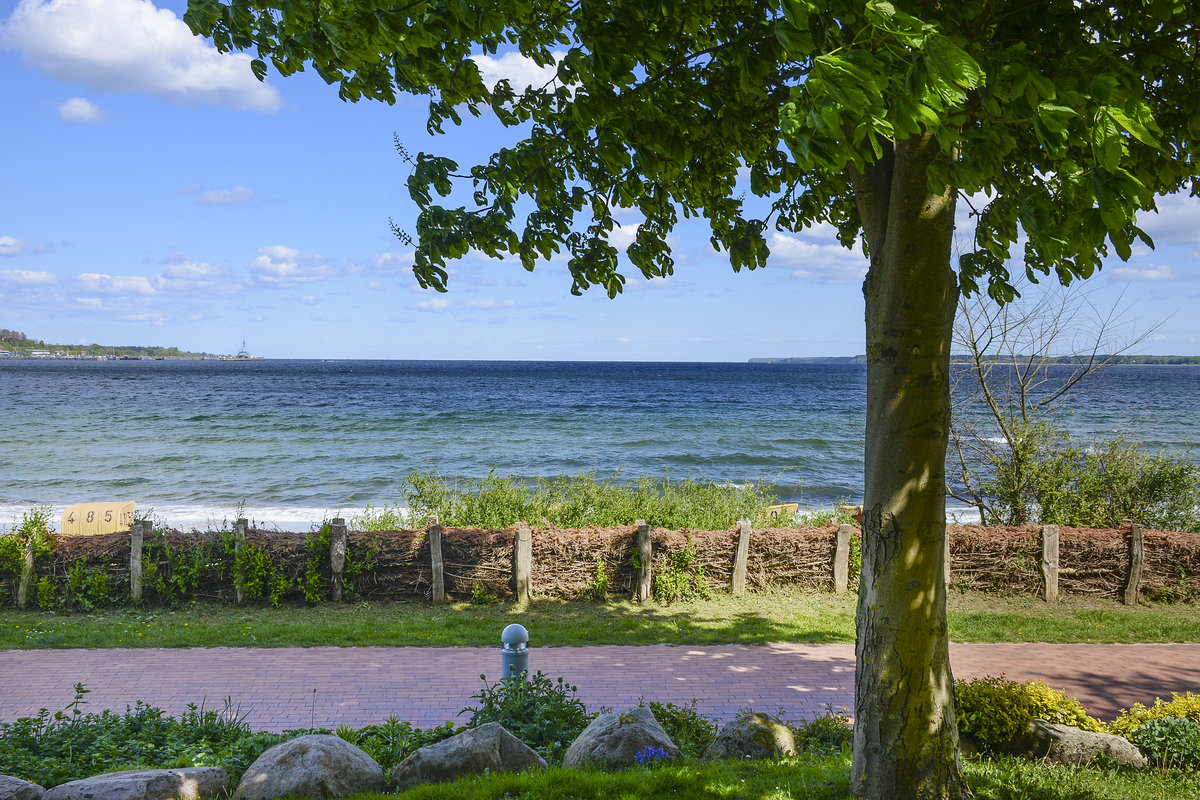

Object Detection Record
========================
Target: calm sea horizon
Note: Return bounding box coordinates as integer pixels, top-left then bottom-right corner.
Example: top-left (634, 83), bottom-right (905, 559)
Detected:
top-left (2, 359), bottom-right (1196, 531)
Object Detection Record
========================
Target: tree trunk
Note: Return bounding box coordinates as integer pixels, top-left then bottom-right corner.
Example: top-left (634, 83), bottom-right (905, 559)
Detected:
top-left (850, 135), bottom-right (969, 800)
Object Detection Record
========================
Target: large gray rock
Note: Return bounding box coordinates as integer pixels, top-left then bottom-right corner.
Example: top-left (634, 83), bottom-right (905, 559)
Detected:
top-left (234, 734), bottom-right (383, 800)
top-left (42, 769), bottom-right (226, 800)
top-left (562, 707), bottom-right (681, 768)
top-left (391, 723), bottom-right (547, 790)
top-left (704, 712), bottom-right (796, 760)
top-left (0, 775), bottom-right (45, 800)
top-left (1010, 720), bottom-right (1148, 768)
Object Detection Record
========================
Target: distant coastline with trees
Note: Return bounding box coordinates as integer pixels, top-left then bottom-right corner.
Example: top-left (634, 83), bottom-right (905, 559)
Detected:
top-left (0, 328), bottom-right (218, 360)
top-left (751, 354), bottom-right (1200, 365)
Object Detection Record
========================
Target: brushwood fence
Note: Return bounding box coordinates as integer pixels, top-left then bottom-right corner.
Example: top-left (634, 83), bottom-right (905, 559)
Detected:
top-left (2, 518), bottom-right (1198, 610)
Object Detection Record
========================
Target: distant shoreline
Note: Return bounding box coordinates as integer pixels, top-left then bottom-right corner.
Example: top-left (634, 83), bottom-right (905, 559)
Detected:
top-left (752, 355), bottom-right (1200, 366)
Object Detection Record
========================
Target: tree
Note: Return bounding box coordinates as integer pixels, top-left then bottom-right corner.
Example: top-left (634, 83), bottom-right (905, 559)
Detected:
top-left (185, 2), bottom-right (1199, 797)
top-left (950, 282), bottom-right (1156, 525)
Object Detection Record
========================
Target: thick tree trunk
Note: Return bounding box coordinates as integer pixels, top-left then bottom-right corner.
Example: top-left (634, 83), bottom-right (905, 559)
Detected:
top-left (850, 135), bottom-right (970, 800)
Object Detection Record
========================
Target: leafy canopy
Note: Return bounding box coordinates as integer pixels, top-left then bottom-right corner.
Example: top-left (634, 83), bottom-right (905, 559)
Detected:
top-left (185, 0), bottom-right (1198, 302)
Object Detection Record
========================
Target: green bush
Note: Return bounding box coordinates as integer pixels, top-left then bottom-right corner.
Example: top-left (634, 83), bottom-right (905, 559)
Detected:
top-left (1110, 691), bottom-right (1200, 739)
top-left (357, 470), bottom-right (782, 531)
top-left (954, 676), bottom-right (1102, 753)
top-left (1128, 717), bottom-right (1200, 769)
top-left (793, 707), bottom-right (854, 752)
top-left (640, 700), bottom-right (717, 758)
top-left (0, 685), bottom-right (272, 788)
top-left (462, 671), bottom-right (594, 763)
top-left (654, 535), bottom-right (712, 604)
top-left (352, 716), bottom-right (457, 773)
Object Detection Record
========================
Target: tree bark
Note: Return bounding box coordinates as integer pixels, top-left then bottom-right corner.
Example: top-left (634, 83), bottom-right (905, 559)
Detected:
top-left (851, 134), bottom-right (970, 800)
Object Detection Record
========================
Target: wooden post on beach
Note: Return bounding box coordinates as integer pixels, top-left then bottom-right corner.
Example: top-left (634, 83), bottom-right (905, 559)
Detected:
top-left (731, 520), bottom-right (751, 597)
top-left (130, 522), bottom-right (144, 604)
top-left (429, 517), bottom-right (445, 604)
top-left (635, 520), bottom-right (652, 602)
top-left (16, 538), bottom-right (34, 610)
top-left (514, 524), bottom-right (532, 604)
top-left (833, 523), bottom-right (853, 595)
top-left (329, 517), bottom-right (348, 602)
top-left (1040, 525), bottom-right (1059, 603)
top-left (1124, 522), bottom-right (1144, 606)
top-left (234, 518), bottom-right (247, 605)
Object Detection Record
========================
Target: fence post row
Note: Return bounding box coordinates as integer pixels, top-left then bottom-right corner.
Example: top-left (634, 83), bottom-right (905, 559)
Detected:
top-left (429, 517), bottom-right (445, 605)
top-left (1040, 524), bottom-right (1060, 603)
top-left (635, 520), bottom-right (653, 602)
top-left (731, 519), bottom-right (751, 597)
top-left (233, 518), bottom-right (247, 605)
top-left (1124, 522), bottom-right (1144, 606)
top-left (513, 524), bottom-right (533, 605)
top-left (833, 523), bottom-right (853, 595)
top-left (16, 537), bottom-right (34, 610)
top-left (329, 517), bottom-right (348, 602)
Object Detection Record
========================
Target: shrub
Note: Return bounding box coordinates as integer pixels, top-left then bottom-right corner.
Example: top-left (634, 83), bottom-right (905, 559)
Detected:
top-left (462, 671), bottom-right (593, 763)
top-left (1128, 716), bottom-right (1200, 769)
top-left (954, 676), bottom-right (1102, 753)
top-left (793, 707), bottom-right (854, 752)
top-left (653, 535), bottom-right (712, 604)
top-left (640, 700), bottom-right (717, 758)
top-left (1109, 691), bottom-right (1200, 739)
top-left (353, 716), bottom-right (457, 773)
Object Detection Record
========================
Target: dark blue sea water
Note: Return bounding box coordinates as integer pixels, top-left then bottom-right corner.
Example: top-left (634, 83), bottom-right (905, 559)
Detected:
top-left (1, 360), bottom-right (1196, 530)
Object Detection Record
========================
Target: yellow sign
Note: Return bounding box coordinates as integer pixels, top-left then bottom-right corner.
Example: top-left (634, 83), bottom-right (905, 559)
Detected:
top-left (61, 502), bottom-right (135, 536)
top-left (765, 503), bottom-right (800, 523)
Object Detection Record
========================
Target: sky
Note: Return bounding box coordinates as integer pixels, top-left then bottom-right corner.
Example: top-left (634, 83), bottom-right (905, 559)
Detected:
top-left (1, 0), bottom-right (1198, 362)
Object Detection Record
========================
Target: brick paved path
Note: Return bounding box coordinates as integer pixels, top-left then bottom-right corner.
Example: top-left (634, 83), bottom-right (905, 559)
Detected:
top-left (2, 644), bottom-right (1197, 731)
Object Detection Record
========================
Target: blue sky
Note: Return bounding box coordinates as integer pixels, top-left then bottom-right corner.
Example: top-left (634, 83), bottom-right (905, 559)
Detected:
top-left (2, 0), bottom-right (1198, 361)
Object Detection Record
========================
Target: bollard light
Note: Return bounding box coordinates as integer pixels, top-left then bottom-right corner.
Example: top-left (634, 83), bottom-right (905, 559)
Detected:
top-left (500, 622), bottom-right (529, 679)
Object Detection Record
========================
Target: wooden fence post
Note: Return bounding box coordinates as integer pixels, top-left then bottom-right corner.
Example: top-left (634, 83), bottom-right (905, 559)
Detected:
top-left (1040, 525), bottom-right (1059, 603)
top-left (514, 524), bottom-right (532, 604)
top-left (130, 523), bottom-right (144, 605)
top-left (731, 520), bottom-right (751, 597)
top-left (329, 517), bottom-right (348, 602)
top-left (1124, 523), bottom-right (1144, 606)
top-left (833, 523), bottom-right (852, 595)
top-left (635, 520), bottom-right (652, 602)
top-left (16, 537), bottom-right (34, 610)
top-left (944, 529), bottom-right (953, 587)
top-left (234, 518), bottom-right (247, 605)
top-left (429, 517), bottom-right (445, 604)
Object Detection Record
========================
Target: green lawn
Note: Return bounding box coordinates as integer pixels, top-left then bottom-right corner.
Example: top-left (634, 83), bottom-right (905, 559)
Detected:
top-left (0, 590), bottom-right (1196, 649)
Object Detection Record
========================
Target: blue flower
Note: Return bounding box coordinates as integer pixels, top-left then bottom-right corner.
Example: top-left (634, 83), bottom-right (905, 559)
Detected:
top-left (634, 745), bottom-right (670, 765)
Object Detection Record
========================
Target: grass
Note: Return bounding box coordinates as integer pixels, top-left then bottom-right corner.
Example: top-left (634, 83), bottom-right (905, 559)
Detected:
top-left (0, 590), bottom-right (1196, 650)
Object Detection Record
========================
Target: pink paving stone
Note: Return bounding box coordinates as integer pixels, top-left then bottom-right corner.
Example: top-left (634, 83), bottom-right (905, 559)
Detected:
top-left (0, 644), bottom-right (1196, 731)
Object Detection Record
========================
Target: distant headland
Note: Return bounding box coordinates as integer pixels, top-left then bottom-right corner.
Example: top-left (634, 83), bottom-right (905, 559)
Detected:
top-left (751, 354), bottom-right (1200, 365)
top-left (0, 328), bottom-right (254, 361)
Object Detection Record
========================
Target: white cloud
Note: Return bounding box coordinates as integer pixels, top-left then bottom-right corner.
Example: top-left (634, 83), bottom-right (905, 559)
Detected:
top-left (57, 96), bottom-right (106, 123)
top-left (1, 0), bottom-right (282, 112)
top-left (76, 272), bottom-right (156, 294)
top-left (300, 295), bottom-right (319, 305)
top-left (1108, 264), bottom-right (1188, 281)
top-left (770, 226), bottom-right (867, 283)
top-left (471, 50), bottom-right (563, 92)
top-left (0, 268), bottom-right (56, 285)
top-left (120, 312), bottom-right (165, 326)
top-left (157, 256), bottom-right (235, 292)
top-left (1137, 194), bottom-right (1200, 246)
top-left (197, 186), bottom-right (257, 206)
top-left (465, 298), bottom-right (515, 309)
top-left (417, 297), bottom-right (452, 312)
top-left (370, 251), bottom-right (415, 275)
top-left (247, 245), bottom-right (333, 287)
top-left (0, 236), bottom-right (28, 256)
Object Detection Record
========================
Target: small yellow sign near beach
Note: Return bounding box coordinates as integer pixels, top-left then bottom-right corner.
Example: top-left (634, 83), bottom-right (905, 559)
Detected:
top-left (61, 502), bottom-right (135, 536)
top-left (765, 503), bottom-right (799, 522)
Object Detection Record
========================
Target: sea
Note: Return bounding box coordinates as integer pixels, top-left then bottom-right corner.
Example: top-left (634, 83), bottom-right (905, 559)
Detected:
top-left (1, 359), bottom-right (1196, 532)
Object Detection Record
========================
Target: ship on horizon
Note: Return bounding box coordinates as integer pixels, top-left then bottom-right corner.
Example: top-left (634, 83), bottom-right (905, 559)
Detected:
top-left (221, 338), bottom-right (264, 361)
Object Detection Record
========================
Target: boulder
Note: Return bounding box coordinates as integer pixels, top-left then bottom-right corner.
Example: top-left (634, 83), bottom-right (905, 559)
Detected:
top-left (562, 708), bottom-right (681, 768)
top-left (391, 722), bottom-right (547, 790)
top-left (704, 712), bottom-right (796, 760)
top-left (1009, 719), bottom-right (1148, 768)
top-left (42, 769), bottom-right (226, 800)
top-left (234, 734), bottom-right (383, 800)
top-left (0, 775), bottom-right (46, 800)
